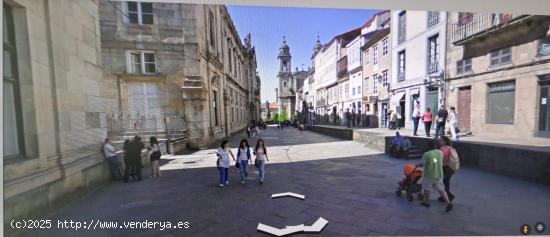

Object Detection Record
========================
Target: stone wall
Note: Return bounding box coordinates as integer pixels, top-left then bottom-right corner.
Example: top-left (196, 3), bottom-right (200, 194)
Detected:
top-left (4, 0), bottom-right (116, 228)
top-left (308, 126), bottom-right (550, 186)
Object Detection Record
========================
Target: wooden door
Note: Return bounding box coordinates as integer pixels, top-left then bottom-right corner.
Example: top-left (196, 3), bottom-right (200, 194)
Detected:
top-left (457, 87), bottom-right (471, 132)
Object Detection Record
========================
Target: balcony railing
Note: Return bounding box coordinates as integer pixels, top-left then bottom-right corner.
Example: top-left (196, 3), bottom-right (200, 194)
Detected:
top-left (316, 99), bottom-right (327, 107)
top-left (451, 13), bottom-right (523, 44)
top-left (427, 11), bottom-right (439, 28)
top-left (337, 56), bottom-right (348, 77)
top-left (398, 72), bottom-right (406, 81)
top-left (427, 61), bottom-right (439, 74)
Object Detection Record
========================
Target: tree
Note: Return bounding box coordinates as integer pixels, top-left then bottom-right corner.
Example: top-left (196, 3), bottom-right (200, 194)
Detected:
top-left (271, 112), bottom-right (279, 122)
top-left (279, 110), bottom-right (289, 123)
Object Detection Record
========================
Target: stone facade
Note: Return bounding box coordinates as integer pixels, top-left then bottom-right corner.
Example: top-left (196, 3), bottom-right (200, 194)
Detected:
top-left (445, 13), bottom-right (550, 139)
top-left (277, 39), bottom-right (311, 120)
top-left (390, 10), bottom-right (448, 129)
top-left (99, 2), bottom-right (260, 148)
top-left (3, 0), bottom-right (114, 227)
top-left (362, 26), bottom-right (392, 128)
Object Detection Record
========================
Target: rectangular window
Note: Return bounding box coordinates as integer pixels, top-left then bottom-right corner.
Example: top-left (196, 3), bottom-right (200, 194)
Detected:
top-left (538, 36), bottom-right (550, 56)
top-left (487, 80), bottom-right (515, 124)
top-left (352, 88), bottom-right (356, 95)
top-left (490, 47), bottom-right (511, 66)
top-left (373, 45), bottom-right (379, 65)
top-left (213, 91), bottom-right (218, 126)
top-left (127, 51), bottom-right (157, 74)
top-left (398, 11), bottom-right (406, 44)
top-left (283, 81), bottom-right (287, 87)
top-left (364, 77), bottom-right (369, 94)
top-left (209, 11), bottom-right (215, 47)
top-left (3, 4), bottom-right (24, 159)
top-left (456, 58), bottom-right (472, 74)
top-left (427, 11), bottom-right (439, 28)
top-left (398, 50), bottom-right (406, 81)
top-left (458, 12), bottom-right (474, 26)
top-left (427, 34), bottom-right (439, 74)
top-left (382, 70), bottom-right (389, 88)
top-left (382, 38), bottom-right (389, 55)
top-left (365, 49), bottom-right (369, 64)
top-left (125, 1), bottom-right (153, 25)
top-left (373, 75), bottom-right (378, 94)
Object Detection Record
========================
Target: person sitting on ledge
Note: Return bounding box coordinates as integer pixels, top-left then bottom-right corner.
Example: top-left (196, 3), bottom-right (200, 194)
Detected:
top-left (390, 131), bottom-right (405, 158)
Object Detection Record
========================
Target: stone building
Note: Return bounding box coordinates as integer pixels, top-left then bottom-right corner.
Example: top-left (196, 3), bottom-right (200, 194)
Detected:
top-left (3, 0), bottom-right (115, 227)
top-left (390, 10), bottom-right (447, 129)
top-left (276, 38), bottom-right (310, 120)
top-left (362, 22), bottom-right (391, 128)
top-left (99, 1), bottom-right (260, 148)
top-left (445, 13), bottom-right (550, 139)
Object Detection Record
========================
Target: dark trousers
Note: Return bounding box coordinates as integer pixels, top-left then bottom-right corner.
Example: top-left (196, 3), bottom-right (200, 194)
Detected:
top-left (424, 121), bottom-right (432, 137)
top-left (124, 158), bottom-right (142, 181)
top-left (412, 117), bottom-right (420, 135)
top-left (107, 156), bottom-right (123, 180)
top-left (435, 122), bottom-right (446, 138)
top-left (443, 166), bottom-right (455, 199)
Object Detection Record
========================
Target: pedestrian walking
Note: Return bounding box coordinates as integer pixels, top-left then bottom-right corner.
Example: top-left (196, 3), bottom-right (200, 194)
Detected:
top-left (124, 135), bottom-right (144, 182)
top-left (388, 110), bottom-right (397, 130)
top-left (435, 105), bottom-right (448, 138)
top-left (298, 122), bottom-right (304, 135)
top-left (422, 108), bottom-right (433, 137)
top-left (447, 107), bottom-right (459, 140)
top-left (102, 138), bottom-right (123, 180)
top-left (122, 139), bottom-right (134, 179)
top-left (417, 140), bottom-right (453, 212)
top-left (438, 136), bottom-right (460, 202)
top-left (148, 137), bottom-right (161, 178)
top-left (236, 139), bottom-right (253, 184)
top-left (254, 139), bottom-right (269, 183)
top-left (346, 109), bottom-right (352, 128)
top-left (246, 125), bottom-right (251, 138)
top-left (216, 140), bottom-right (236, 187)
top-left (412, 101), bottom-right (421, 136)
top-left (254, 125), bottom-right (261, 138)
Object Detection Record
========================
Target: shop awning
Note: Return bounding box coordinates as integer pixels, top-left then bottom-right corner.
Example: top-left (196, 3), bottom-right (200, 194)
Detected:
top-left (391, 91), bottom-right (405, 107)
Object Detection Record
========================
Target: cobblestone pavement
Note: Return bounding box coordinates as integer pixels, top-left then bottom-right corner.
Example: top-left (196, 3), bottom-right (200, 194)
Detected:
top-left (16, 125), bottom-right (550, 236)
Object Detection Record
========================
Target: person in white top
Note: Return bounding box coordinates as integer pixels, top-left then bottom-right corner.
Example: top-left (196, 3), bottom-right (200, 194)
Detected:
top-left (254, 139), bottom-right (270, 183)
top-left (447, 107), bottom-right (459, 140)
top-left (412, 100), bottom-right (421, 136)
top-left (102, 138), bottom-right (122, 180)
top-left (236, 139), bottom-right (253, 184)
top-left (215, 140), bottom-right (236, 187)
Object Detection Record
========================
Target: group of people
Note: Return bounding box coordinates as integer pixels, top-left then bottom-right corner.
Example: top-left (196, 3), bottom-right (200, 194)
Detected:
top-left (411, 102), bottom-right (459, 140)
top-left (215, 139), bottom-right (269, 187)
top-left (246, 124), bottom-right (261, 139)
top-left (417, 135), bottom-right (459, 212)
top-left (101, 135), bottom-right (162, 182)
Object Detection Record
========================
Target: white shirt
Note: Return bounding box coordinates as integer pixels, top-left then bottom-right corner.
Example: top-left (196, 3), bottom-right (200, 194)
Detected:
top-left (255, 147), bottom-right (267, 160)
top-left (449, 111), bottom-right (458, 125)
top-left (103, 143), bottom-right (117, 158)
top-left (412, 106), bottom-right (420, 118)
top-left (238, 147), bottom-right (249, 161)
top-left (216, 148), bottom-right (231, 168)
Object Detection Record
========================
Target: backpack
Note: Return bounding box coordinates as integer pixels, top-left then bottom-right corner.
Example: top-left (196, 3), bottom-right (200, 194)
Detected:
top-left (150, 150), bottom-right (161, 161)
top-left (449, 147), bottom-right (460, 171)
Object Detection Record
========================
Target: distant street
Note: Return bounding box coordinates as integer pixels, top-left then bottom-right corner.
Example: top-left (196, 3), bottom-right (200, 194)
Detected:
top-left (16, 125), bottom-right (550, 236)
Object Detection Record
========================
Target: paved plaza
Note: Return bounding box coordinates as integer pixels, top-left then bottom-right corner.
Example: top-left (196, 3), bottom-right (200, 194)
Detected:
top-left (16, 126), bottom-right (550, 237)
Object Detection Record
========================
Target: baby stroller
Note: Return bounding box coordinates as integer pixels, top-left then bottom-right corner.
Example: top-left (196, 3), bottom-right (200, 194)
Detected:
top-left (395, 164), bottom-right (425, 201)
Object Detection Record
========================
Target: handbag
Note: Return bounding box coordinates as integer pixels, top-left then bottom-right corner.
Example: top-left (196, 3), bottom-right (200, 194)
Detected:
top-left (235, 160), bottom-right (240, 168)
top-left (449, 147), bottom-right (460, 171)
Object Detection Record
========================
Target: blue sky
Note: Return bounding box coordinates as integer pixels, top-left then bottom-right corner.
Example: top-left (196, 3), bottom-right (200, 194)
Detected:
top-left (227, 5), bottom-right (379, 103)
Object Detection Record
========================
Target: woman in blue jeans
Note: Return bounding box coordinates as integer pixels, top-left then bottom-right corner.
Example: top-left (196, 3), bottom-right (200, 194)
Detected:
top-left (216, 140), bottom-right (236, 187)
top-left (254, 139), bottom-right (269, 183)
top-left (236, 139), bottom-right (253, 184)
